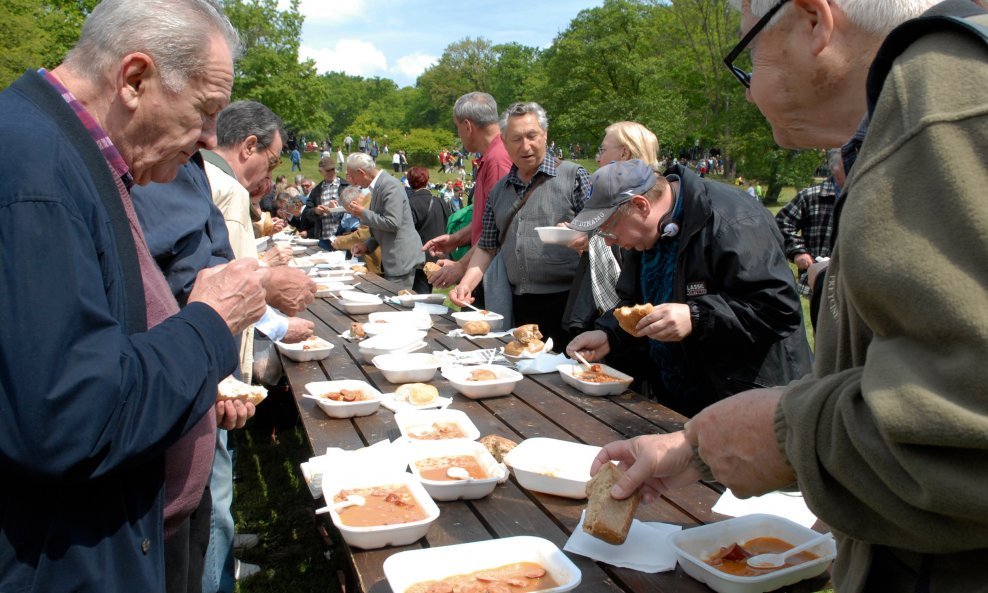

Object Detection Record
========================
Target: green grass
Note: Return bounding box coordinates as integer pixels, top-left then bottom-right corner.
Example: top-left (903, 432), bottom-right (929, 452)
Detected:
top-left (232, 423), bottom-right (343, 593)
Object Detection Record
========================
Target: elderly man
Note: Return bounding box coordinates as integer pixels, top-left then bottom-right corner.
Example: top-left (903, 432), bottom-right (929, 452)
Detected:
top-left (450, 102), bottom-right (591, 347)
top-left (565, 159), bottom-right (812, 417)
top-left (422, 92), bottom-right (514, 290)
top-left (0, 1), bottom-right (273, 592)
top-left (595, 2), bottom-right (988, 592)
top-left (301, 155), bottom-right (349, 251)
top-left (344, 152), bottom-right (424, 289)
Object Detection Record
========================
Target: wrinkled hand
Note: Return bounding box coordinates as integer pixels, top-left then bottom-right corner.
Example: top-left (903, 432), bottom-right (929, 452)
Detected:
top-left (346, 200), bottom-right (364, 217)
top-left (449, 283), bottom-right (476, 307)
top-left (429, 259), bottom-right (465, 288)
top-left (565, 330), bottom-right (611, 362)
top-left (189, 259), bottom-right (269, 334)
top-left (261, 244), bottom-right (293, 267)
top-left (563, 226), bottom-right (589, 253)
top-left (794, 253), bottom-right (814, 271)
top-left (350, 242), bottom-right (368, 257)
top-left (215, 399), bottom-right (255, 430)
top-left (315, 204), bottom-right (330, 215)
top-left (590, 433), bottom-right (698, 503)
top-left (686, 388), bottom-right (794, 498)
top-left (272, 217), bottom-right (286, 233)
top-left (422, 234), bottom-right (455, 258)
top-left (638, 303), bottom-right (692, 342)
top-left (282, 317), bottom-right (314, 343)
top-left (266, 266), bottom-right (316, 316)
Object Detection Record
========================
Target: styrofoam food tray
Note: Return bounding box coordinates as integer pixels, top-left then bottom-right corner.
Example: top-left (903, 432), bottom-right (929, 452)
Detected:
top-left (556, 363), bottom-right (633, 396)
top-left (394, 409), bottom-right (480, 442)
top-left (503, 437), bottom-right (601, 499)
top-left (535, 226), bottom-right (584, 245)
top-left (383, 536), bottom-right (581, 593)
top-left (305, 379), bottom-right (382, 418)
top-left (668, 514), bottom-right (836, 593)
top-left (441, 364), bottom-right (523, 399)
top-left (372, 352), bottom-right (441, 383)
top-left (322, 471), bottom-right (439, 550)
top-left (404, 439), bottom-right (506, 501)
top-left (275, 337), bottom-right (334, 362)
top-left (451, 310), bottom-right (505, 331)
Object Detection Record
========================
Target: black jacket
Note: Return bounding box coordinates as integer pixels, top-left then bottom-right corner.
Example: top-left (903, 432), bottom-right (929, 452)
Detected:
top-left (408, 187), bottom-right (451, 262)
top-left (300, 178), bottom-right (349, 236)
top-left (597, 165), bottom-right (812, 416)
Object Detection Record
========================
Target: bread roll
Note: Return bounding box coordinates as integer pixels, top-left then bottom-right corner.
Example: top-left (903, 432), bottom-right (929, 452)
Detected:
top-left (462, 320), bottom-right (491, 335)
top-left (479, 434), bottom-right (518, 463)
top-left (614, 303), bottom-right (654, 337)
top-left (350, 265), bottom-right (368, 274)
top-left (217, 375), bottom-right (268, 406)
top-left (468, 369), bottom-right (498, 381)
top-left (260, 212), bottom-right (274, 237)
top-left (396, 383), bottom-right (439, 406)
top-left (423, 261), bottom-right (441, 280)
top-left (350, 322), bottom-right (366, 339)
top-left (513, 324), bottom-right (542, 344)
top-left (583, 462), bottom-right (640, 545)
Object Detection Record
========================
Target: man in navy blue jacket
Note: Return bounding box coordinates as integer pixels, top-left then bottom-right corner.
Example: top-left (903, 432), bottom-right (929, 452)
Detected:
top-left (0, 1), bottom-right (269, 592)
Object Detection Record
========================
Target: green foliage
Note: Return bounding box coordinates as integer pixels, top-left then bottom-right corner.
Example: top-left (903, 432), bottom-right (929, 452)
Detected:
top-left (0, 0), bottom-right (97, 89)
top-left (393, 128), bottom-right (459, 168)
top-left (223, 0), bottom-right (331, 136)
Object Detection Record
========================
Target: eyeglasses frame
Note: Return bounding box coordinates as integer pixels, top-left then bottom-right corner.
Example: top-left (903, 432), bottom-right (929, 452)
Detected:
top-left (723, 0), bottom-right (791, 88)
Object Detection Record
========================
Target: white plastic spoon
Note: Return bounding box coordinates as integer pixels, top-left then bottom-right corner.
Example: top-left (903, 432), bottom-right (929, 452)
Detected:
top-left (315, 494), bottom-right (366, 515)
top-left (446, 467), bottom-right (470, 480)
top-left (746, 533), bottom-right (832, 569)
top-left (571, 350), bottom-right (594, 371)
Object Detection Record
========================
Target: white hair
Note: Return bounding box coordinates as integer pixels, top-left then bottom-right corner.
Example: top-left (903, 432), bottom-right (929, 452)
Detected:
top-left (731, 0), bottom-right (941, 36)
top-left (346, 152), bottom-right (377, 172)
top-left (64, 0), bottom-right (240, 92)
top-left (499, 102), bottom-right (549, 132)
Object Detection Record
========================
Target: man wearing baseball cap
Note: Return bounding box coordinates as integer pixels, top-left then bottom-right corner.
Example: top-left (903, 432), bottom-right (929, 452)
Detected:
top-left (565, 159), bottom-right (812, 416)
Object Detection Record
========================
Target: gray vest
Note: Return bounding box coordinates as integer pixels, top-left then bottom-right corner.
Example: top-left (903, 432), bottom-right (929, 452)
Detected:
top-left (490, 161), bottom-right (582, 294)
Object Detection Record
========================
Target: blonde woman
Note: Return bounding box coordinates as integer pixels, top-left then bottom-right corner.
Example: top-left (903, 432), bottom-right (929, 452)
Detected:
top-left (565, 122), bottom-right (660, 332)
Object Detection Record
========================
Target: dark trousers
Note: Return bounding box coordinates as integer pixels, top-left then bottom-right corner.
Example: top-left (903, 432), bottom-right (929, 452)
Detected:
top-left (165, 486), bottom-right (212, 593)
top-left (512, 290), bottom-right (572, 351)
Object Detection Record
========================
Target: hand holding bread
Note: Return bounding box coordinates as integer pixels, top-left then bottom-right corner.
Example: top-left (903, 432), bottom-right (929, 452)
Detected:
top-left (583, 462), bottom-right (640, 545)
top-left (614, 303), bottom-right (654, 337)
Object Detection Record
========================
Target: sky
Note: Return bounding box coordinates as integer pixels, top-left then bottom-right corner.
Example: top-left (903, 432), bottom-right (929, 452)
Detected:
top-left (278, 0), bottom-right (605, 88)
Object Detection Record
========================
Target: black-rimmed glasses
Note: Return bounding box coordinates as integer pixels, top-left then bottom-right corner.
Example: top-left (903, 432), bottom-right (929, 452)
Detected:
top-left (723, 0), bottom-right (791, 88)
top-left (263, 144), bottom-right (282, 171)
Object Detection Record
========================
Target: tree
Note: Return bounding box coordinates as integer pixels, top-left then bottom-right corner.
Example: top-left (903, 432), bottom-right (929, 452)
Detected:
top-left (413, 38), bottom-right (499, 128)
top-left (0, 0), bottom-right (98, 89)
top-left (222, 0), bottom-right (330, 137)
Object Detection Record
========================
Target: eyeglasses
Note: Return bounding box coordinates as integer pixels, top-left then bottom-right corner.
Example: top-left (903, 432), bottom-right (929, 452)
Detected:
top-left (595, 204), bottom-right (630, 241)
top-left (723, 0), bottom-right (791, 88)
top-left (262, 144), bottom-right (282, 171)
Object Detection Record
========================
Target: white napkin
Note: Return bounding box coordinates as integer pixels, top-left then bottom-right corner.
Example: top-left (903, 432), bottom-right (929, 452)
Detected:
top-left (447, 328), bottom-right (515, 339)
top-left (412, 302), bottom-right (448, 315)
top-left (300, 439), bottom-right (402, 498)
top-left (712, 489), bottom-right (818, 528)
top-left (515, 351), bottom-right (570, 375)
top-left (431, 349), bottom-right (502, 366)
top-left (379, 392), bottom-right (452, 413)
top-left (564, 510), bottom-right (681, 572)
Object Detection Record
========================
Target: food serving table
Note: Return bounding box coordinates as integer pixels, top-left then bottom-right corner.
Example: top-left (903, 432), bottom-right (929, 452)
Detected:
top-left (280, 261), bottom-right (829, 593)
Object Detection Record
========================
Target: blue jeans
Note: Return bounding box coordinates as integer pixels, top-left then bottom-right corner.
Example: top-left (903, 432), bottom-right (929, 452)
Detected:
top-left (291, 161), bottom-right (301, 172)
top-left (202, 430), bottom-right (235, 593)
top-left (318, 239), bottom-right (334, 252)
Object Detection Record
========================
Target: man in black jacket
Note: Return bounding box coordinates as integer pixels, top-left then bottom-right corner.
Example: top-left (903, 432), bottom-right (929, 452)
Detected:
top-left (300, 156), bottom-right (348, 250)
top-left (566, 159), bottom-right (812, 416)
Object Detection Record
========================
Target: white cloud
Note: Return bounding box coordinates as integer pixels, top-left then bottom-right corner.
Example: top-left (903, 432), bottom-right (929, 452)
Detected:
top-left (300, 39), bottom-right (388, 77)
top-left (392, 53), bottom-right (437, 81)
top-left (278, 0), bottom-right (366, 24)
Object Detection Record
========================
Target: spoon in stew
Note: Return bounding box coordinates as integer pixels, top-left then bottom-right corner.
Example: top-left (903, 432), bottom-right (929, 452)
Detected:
top-left (315, 494), bottom-right (367, 515)
top-left (571, 350), bottom-right (595, 372)
top-left (746, 533), bottom-right (832, 569)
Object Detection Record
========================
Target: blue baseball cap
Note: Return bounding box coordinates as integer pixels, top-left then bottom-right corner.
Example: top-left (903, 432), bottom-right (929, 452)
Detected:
top-left (567, 159), bottom-right (656, 232)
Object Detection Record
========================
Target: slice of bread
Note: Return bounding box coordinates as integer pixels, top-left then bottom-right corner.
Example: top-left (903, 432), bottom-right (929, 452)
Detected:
top-left (217, 375), bottom-right (268, 406)
top-left (583, 462), bottom-right (639, 545)
top-left (614, 303), bottom-right (653, 337)
top-left (479, 434), bottom-right (518, 463)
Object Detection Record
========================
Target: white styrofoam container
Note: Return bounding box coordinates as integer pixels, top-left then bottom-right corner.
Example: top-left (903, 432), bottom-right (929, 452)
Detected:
top-left (556, 363), bottom-right (633, 396)
top-left (441, 364), bottom-right (523, 399)
top-left (451, 310), bottom-right (505, 331)
top-left (305, 379), bottom-right (382, 418)
top-left (372, 352), bottom-right (441, 383)
top-left (275, 337), bottom-right (334, 362)
top-left (534, 226), bottom-right (584, 245)
top-left (314, 281), bottom-right (355, 298)
top-left (404, 439), bottom-right (507, 501)
top-left (668, 514), bottom-right (836, 593)
top-left (338, 290), bottom-right (384, 314)
top-left (383, 536), bottom-right (581, 593)
top-left (357, 330), bottom-right (429, 363)
top-left (503, 438), bottom-right (601, 499)
top-left (322, 471), bottom-right (439, 550)
top-left (364, 310), bottom-right (433, 334)
top-left (394, 409), bottom-right (480, 442)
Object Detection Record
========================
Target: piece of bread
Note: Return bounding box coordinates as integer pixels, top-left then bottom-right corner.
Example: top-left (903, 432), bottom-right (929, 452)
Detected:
top-left (423, 261), bottom-right (442, 280)
top-left (462, 320), bottom-right (491, 336)
top-left (350, 264), bottom-right (368, 274)
top-left (583, 462), bottom-right (640, 545)
top-left (397, 289), bottom-right (415, 296)
top-left (396, 383), bottom-right (439, 406)
top-left (504, 339), bottom-right (545, 357)
top-left (350, 322), bottom-right (366, 339)
top-left (614, 303), bottom-right (654, 337)
top-left (468, 369), bottom-right (498, 382)
top-left (479, 434), bottom-right (518, 463)
top-left (217, 375), bottom-right (268, 406)
top-left (513, 324), bottom-right (543, 344)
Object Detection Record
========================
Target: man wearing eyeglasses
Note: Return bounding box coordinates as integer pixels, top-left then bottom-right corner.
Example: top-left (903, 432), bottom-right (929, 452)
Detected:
top-left (591, 2), bottom-right (988, 592)
top-left (565, 159), bottom-right (811, 417)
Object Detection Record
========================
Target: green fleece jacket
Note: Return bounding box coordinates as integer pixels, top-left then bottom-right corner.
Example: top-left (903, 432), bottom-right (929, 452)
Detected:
top-left (776, 15), bottom-right (988, 593)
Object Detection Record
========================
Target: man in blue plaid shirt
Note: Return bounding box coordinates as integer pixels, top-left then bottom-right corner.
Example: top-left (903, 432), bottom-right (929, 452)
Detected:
top-left (775, 149), bottom-right (845, 295)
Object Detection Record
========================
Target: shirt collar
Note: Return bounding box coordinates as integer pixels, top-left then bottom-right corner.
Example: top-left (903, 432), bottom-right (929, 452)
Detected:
top-left (369, 168), bottom-right (384, 189)
top-left (40, 68), bottom-right (134, 189)
top-left (506, 153), bottom-right (556, 188)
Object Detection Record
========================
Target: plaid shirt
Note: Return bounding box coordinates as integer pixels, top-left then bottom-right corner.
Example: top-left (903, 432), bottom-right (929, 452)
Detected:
top-left (775, 177), bottom-right (838, 294)
top-left (478, 156), bottom-right (591, 251)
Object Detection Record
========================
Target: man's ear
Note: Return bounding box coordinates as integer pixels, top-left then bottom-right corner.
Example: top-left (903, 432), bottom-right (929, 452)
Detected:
top-left (241, 135), bottom-right (259, 161)
top-left (793, 0), bottom-right (835, 56)
top-left (118, 52), bottom-right (154, 110)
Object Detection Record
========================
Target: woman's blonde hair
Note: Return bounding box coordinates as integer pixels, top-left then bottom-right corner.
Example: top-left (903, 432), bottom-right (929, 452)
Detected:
top-left (604, 122), bottom-right (660, 168)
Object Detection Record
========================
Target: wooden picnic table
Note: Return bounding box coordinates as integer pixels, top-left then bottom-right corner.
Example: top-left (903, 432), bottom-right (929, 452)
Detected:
top-left (280, 262), bottom-right (830, 593)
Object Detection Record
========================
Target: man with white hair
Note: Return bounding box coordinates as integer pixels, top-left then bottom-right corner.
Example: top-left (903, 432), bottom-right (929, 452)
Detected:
top-left (0, 1), bottom-right (271, 592)
top-left (591, 1), bottom-right (988, 591)
top-left (343, 151), bottom-right (424, 289)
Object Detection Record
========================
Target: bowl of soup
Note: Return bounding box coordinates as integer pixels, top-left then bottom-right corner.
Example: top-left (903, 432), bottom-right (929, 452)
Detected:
top-left (405, 440), bottom-right (507, 501)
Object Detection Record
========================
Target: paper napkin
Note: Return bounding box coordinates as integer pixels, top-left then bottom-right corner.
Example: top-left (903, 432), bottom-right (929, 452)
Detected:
top-left (564, 510), bottom-right (681, 573)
